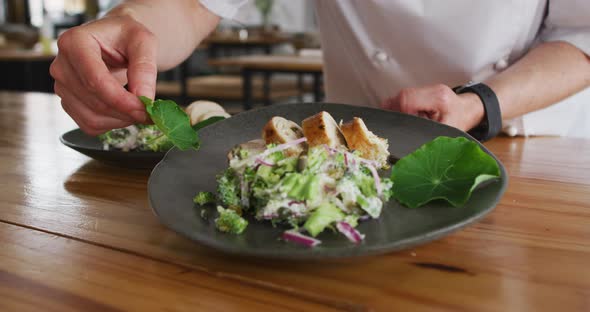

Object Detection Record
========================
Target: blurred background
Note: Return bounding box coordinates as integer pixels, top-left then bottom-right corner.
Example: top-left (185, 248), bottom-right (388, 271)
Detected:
top-left (0, 0), bottom-right (323, 113)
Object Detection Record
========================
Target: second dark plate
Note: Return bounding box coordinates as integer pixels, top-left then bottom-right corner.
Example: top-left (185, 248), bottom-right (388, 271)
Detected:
top-left (60, 129), bottom-right (166, 169)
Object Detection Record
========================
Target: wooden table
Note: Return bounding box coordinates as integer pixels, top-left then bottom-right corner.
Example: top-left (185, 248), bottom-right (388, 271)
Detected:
top-left (210, 55), bottom-right (324, 109)
top-left (1, 91), bottom-right (589, 311)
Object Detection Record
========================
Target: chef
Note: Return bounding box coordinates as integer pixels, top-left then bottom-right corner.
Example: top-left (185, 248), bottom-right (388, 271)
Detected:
top-left (50, 0), bottom-right (590, 139)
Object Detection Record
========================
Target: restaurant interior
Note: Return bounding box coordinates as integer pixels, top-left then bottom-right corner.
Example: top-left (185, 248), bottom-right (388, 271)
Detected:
top-left (1, 1), bottom-right (589, 311)
top-left (0, 0), bottom-right (322, 112)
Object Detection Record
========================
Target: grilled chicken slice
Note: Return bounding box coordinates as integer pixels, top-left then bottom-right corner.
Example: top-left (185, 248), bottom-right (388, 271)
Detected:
top-left (262, 116), bottom-right (305, 157)
top-left (185, 100), bottom-right (227, 126)
top-left (340, 117), bottom-right (390, 168)
top-left (301, 111), bottom-right (346, 148)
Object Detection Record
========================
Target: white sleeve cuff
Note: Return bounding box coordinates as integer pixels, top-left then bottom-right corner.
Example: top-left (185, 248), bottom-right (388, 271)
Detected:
top-left (199, 0), bottom-right (248, 20)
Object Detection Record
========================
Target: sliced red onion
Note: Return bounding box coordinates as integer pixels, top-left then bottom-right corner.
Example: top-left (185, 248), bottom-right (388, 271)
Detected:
top-left (361, 160), bottom-right (382, 197)
top-left (348, 153), bottom-right (358, 167)
top-left (254, 137), bottom-right (307, 166)
top-left (344, 153), bottom-right (348, 167)
top-left (282, 230), bottom-right (321, 247)
top-left (255, 158), bottom-right (275, 167)
top-left (264, 137), bottom-right (307, 156)
top-left (288, 200), bottom-right (305, 206)
top-left (336, 221), bottom-right (365, 244)
top-left (262, 213), bottom-right (279, 220)
top-left (322, 144), bottom-right (335, 156)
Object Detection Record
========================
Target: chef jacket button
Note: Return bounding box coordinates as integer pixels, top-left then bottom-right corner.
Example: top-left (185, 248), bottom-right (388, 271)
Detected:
top-left (374, 50), bottom-right (389, 62)
top-left (494, 58), bottom-right (509, 71)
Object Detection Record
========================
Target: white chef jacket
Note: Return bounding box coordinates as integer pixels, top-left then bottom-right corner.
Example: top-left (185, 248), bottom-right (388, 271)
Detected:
top-left (200, 0), bottom-right (590, 138)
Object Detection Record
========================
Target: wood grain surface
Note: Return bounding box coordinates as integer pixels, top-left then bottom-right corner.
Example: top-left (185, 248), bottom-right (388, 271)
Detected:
top-left (0, 91), bottom-right (589, 311)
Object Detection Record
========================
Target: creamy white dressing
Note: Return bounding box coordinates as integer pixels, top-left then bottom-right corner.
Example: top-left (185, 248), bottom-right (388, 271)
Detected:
top-left (360, 196), bottom-right (382, 219)
top-left (337, 178), bottom-right (361, 209)
top-left (233, 143), bottom-right (387, 223)
top-left (112, 125), bottom-right (139, 151)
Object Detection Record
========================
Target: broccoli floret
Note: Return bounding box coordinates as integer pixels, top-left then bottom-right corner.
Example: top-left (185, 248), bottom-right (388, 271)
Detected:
top-left (279, 173), bottom-right (321, 201)
top-left (356, 195), bottom-right (382, 218)
top-left (215, 206), bottom-right (248, 234)
top-left (193, 191), bottom-right (216, 205)
top-left (238, 149), bottom-right (249, 159)
top-left (381, 178), bottom-right (394, 201)
top-left (353, 171), bottom-right (378, 197)
top-left (305, 147), bottom-right (328, 173)
top-left (217, 169), bottom-right (241, 207)
top-left (274, 156), bottom-right (298, 176)
top-left (304, 202), bottom-right (345, 237)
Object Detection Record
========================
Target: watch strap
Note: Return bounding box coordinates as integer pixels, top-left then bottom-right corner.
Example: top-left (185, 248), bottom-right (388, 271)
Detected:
top-left (453, 83), bottom-right (502, 142)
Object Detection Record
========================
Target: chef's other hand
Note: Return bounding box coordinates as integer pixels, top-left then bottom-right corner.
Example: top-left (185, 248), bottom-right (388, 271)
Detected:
top-left (380, 84), bottom-right (485, 132)
top-left (50, 15), bottom-right (157, 135)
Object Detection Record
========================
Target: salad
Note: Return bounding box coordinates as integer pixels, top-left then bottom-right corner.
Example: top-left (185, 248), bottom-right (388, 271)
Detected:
top-left (195, 112), bottom-right (395, 246)
top-left (98, 98), bottom-right (229, 152)
top-left (99, 124), bottom-right (173, 152)
top-left (194, 111), bottom-right (502, 248)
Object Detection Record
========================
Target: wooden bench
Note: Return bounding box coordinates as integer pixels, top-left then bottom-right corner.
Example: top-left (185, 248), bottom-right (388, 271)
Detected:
top-left (156, 74), bottom-right (306, 103)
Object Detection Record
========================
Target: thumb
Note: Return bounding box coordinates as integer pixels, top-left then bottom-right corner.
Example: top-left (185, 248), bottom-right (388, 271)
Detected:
top-left (125, 28), bottom-right (158, 100)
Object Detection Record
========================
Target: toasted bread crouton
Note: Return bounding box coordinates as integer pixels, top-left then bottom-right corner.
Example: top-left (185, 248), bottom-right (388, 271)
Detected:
top-left (301, 111), bottom-right (347, 148)
top-left (340, 117), bottom-right (390, 168)
top-left (185, 100), bottom-right (226, 126)
top-left (262, 116), bottom-right (305, 156)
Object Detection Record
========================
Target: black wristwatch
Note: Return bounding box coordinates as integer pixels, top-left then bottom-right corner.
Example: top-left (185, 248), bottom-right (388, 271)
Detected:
top-left (453, 82), bottom-right (502, 142)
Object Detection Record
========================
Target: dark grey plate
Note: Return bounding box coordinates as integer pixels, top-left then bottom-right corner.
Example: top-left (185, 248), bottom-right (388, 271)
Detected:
top-left (60, 129), bottom-right (166, 169)
top-left (148, 103), bottom-right (508, 259)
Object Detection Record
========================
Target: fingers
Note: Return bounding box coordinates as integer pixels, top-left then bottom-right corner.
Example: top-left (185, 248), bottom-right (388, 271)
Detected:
top-left (381, 84), bottom-right (454, 122)
top-left (55, 82), bottom-right (133, 135)
top-left (51, 54), bottom-right (135, 122)
top-left (57, 27), bottom-right (147, 122)
top-left (125, 26), bottom-right (158, 100)
top-left (49, 17), bottom-right (160, 132)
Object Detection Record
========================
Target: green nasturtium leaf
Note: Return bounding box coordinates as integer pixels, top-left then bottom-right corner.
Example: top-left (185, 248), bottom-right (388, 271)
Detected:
top-left (139, 96), bottom-right (200, 151)
top-left (192, 116), bottom-right (226, 132)
top-left (391, 136), bottom-right (500, 208)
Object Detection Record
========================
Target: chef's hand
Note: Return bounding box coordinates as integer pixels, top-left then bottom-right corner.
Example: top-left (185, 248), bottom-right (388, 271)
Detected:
top-left (380, 84), bottom-right (485, 132)
top-left (50, 15), bottom-right (157, 135)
